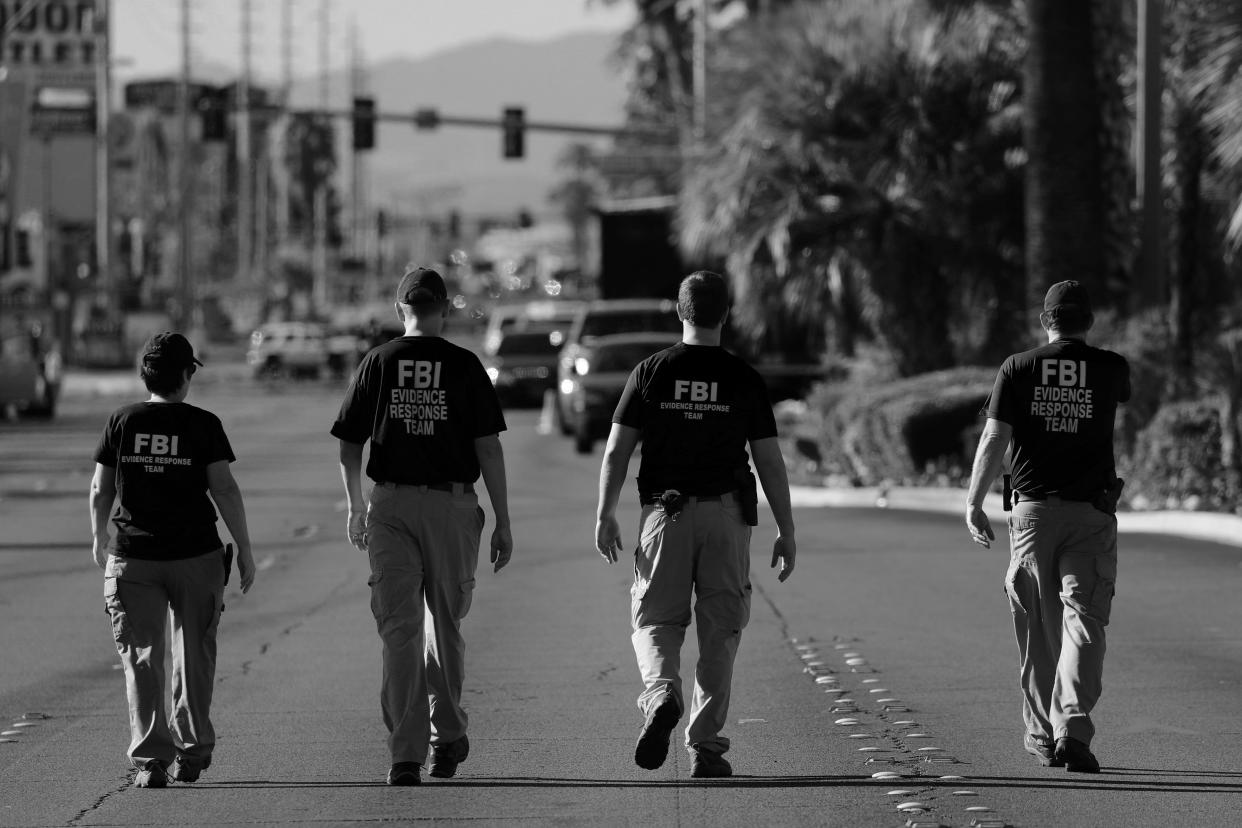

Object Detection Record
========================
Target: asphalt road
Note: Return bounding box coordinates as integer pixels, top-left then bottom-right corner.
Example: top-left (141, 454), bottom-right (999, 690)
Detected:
top-left (0, 367), bottom-right (1240, 828)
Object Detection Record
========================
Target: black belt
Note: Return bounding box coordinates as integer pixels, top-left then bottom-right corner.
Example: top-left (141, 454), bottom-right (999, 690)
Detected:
top-left (378, 481), bottom-right (473, 494)
top-left (1014, 491), bottom-right (1089, 504)
top-left (640, 491), bottom-right (733, 507)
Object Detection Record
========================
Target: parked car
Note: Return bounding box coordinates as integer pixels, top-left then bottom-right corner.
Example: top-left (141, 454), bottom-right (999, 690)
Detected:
top-left (246, 322), bottom-right (327, 379)
top-left (563, 332), bottom-right (681, 454)
top-left (555, 299), bottom-right (680, 434)
top-left (0, 329), bottom-right (62, 419)
top-left (483, 300), bottom-right (583, 356)
top-left (483, 328), bottom-right (565, 407)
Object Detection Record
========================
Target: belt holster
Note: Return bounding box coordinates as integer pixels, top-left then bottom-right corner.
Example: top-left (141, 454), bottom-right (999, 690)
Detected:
top-left (735, 469), bottom-right (759, 527)
top-left (223, 543), bottom-right (234, 586)
top-left (1092, 477), bottom-right (1125, 515)
top-left (1002, 474), bottom-right (1012, 512)
top-left (656, 489), bottom-right (686, 520)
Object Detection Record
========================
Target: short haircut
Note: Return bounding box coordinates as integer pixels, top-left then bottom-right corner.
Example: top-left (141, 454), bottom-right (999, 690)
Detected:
top-left (140, 358), bottom-right (191, 396)
top-left (1044, 306), bottom-right (1092, 335)
top-left (677, 270), bottom-right (730, 328)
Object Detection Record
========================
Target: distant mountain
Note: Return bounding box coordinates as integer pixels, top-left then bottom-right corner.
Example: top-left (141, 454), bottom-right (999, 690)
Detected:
top-left (289, 31), bottom-right (628, 220)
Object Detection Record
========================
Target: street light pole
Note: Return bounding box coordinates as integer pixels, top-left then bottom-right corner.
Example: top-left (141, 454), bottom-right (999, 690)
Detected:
top-left (177, 0), bottom-right (193, 331)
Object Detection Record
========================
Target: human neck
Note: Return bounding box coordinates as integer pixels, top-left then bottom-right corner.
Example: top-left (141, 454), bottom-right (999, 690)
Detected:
top-left (147, 389), bottom-right (187, 404)
top-left (1046, 330), bottom-right (1087, 344)
top-left (682, 324), bottom-right (722, 346)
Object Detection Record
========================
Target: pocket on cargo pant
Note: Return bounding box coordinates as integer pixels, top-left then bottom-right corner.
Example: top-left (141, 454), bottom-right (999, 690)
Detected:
top-left (457, 577), bottom-right (476, 619)
top-left (367, 568), bottom-right (387, 619)
top-left (1089, 552), bottom-right (1117, 626)
top-left (103, 577), bottom-right (130, 647)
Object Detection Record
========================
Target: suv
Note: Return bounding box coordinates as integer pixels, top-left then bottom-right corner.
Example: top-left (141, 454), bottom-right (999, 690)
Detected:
top-left (482, 328), bottom-right (565, 407)
top-left (555, 299), bottom-right (680, 434)
top-left (564, 332), bottom-right (681, 453)
top-left (247, 322), bottom-right (328, 379)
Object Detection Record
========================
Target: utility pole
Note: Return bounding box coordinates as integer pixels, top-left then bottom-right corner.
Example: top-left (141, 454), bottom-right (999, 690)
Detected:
top-left (313, 0), bottom-right (330, 310)
top-left (348, 16), bottom-right (367, 258)
top-left (272, 0), bottom-right (293, 258)
top-left (236, 0), bottom-right (253, 286)
top-left (177, 0), bottom-right (193, 331)
top-left (1135, 0), bottom-right (1164, 309)
top-left (94, 0), bottom-right (113, 311)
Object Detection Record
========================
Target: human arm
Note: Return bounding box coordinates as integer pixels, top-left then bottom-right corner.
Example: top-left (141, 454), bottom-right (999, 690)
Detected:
top-left (338, 439), bottom-right (368, 553)
top-left (474, 433), bottom-right (513, 573)
top-left (207, 460), bottom-right (255, 592)
top-left (89, 463), bottom-right (117, 569)
top-left (595, 423), bottom-right (640, 564)
top-left (750, 436), bottom-right (796, 582)
top-left (964, 417), bottom-right (1013, 548)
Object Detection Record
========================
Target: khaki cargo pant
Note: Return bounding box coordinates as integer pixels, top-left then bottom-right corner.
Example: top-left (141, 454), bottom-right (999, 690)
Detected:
top-left (631, 494), bottom-right (752, 757)
top-left (1006, 498), bottom-right (1118, 746)
top-left (366, 483), bottom-right (483, 765)
top-left (103, 549), bottom-right (226, 771)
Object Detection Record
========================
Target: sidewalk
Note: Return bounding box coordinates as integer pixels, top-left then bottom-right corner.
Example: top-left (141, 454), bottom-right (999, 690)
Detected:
top-left (784, 483), bottom-right (1242, 549)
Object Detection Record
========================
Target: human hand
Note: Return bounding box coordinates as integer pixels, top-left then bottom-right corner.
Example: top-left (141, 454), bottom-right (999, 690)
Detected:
top-left (771, 535), bottom-right (795, 582)
top-left (490, 526), bottom-right (513, 573)
top-left (347, 509), bottom-right (368, 552)
top-left (236, 548), bottom-right (256, 594)
top-left (91, 538), bottom-right (109, 570)
top-left (966, 504), bottom-right (994, 548)
top-left (595, 516), bottom-right (621, 564)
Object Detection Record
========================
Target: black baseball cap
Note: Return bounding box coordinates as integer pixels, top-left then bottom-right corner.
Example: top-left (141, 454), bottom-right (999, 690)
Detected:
top-left (396, 267), bottom-right (448, 305)
top-left (1043, 280), bottom-right (1092, 313)
top-left (141, 331), bottom-right (203, 367)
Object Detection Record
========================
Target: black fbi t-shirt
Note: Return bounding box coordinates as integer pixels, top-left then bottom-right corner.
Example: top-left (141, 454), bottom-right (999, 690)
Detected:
top-left (330, 336), bottom-right (507, 484)
top-left (614, 343), bottom-right (778, 496)
top-left (983, 339), bottom-right (1131, 500)
top-left (93, 401), bottom-right (235, 560)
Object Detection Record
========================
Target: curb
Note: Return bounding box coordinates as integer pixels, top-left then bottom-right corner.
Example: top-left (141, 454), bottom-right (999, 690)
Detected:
top-left (784, 484), bottom-right (1242, 549)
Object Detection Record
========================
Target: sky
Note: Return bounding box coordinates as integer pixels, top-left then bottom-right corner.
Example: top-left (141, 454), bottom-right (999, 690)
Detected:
top-left (112, 0), bottom-right (636, 83)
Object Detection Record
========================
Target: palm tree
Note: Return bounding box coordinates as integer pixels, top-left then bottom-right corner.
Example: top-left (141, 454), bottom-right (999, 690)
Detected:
top-left (678, 0), bottom-right (1026, 373)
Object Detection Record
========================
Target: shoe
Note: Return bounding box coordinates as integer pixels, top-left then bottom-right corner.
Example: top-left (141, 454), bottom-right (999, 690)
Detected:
top-left (634, 692), bottom-right (680, 770)
top-left (690, 750), bottom-right (733, 779)
top-left (429, 734), bottom-right (470, 779)
top-left (1055, 736), bottom-right (1100, 773)
top-left (170, 754), bottom-right (208, 783)
top-left (134, 761), bottom-right (168, 788)
top-left (386, 761), bottom-right (421, 786)
top-left (1023, 733), bottom-right (1063, 767)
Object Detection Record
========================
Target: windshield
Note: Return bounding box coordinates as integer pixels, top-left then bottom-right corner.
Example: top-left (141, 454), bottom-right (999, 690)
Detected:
top-left (581, 310), bottom-right (680, 339)
top-left (593, 341), bottom-right (671, 373)
top-left (496, 331), bottom-right (561, 356)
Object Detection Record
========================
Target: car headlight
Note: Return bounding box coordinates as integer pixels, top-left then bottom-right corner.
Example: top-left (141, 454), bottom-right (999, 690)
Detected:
top-left (559, 378), bottom-right (576, 395)
top-left (574, 357), bottom-right (591, 376)
top-left (486, 366), bottom-right (500, 384)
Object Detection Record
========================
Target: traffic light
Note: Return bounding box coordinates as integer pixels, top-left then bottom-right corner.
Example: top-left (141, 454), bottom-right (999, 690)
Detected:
top-left (352, 96), bottom-right (376, 151)
top-left (199, 86), bottom-right (228, 142)
top-left (502, 106), bottom-right (525, 159)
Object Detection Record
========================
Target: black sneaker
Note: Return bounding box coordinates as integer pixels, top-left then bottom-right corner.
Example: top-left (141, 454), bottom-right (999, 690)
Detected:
top-left (634, 692), bottom-right (680, 770)
top-left (429, 734), bottom-right (470, 779)
top-left (386, 761), bottom-right (421, 786)
top-left (1023, 733), bottom-right (1063, 767)
top-left (690, 750), bottom-right (732, 779)
top-left (170, 754), bottom-right (209, 783)
top-left (1055, 736), bottom-right (1100, 773)
top-left (134, 761), bottom-right (168, 788)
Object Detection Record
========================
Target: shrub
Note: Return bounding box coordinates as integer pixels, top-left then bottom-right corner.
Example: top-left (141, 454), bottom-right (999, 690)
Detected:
top-left (1122, 397), bottom-right (1241, 512)
top-left (811, 367), bottom-right (996, 485)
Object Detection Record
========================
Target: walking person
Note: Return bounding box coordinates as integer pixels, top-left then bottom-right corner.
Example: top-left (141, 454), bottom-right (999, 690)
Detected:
top-left (90, 332), bottom-right (256, 788)
top-left (594, 271), bottom-right (796, 778)
top-left (332, 267), bottom-right (513, 786)
top-left (965, 281), bottom-right (1130, 773)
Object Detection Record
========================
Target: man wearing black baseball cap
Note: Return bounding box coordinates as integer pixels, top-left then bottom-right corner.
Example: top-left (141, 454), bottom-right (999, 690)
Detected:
top-left (965, 281), bottom-right (1130, 773)
top-left (332, 266), bottom-right (513, 785)
top-left (90, 331), bottom-right (255, 788)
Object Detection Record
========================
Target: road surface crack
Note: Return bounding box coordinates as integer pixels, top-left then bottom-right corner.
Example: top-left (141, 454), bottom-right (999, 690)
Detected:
top-left (68, 777), bottom-right (129, 825)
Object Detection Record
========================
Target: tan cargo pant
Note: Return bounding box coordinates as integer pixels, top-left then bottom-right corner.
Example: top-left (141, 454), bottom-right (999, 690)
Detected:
top-left (631, 494), bottom-right (752, 757)
top-left (1006, 498), bottom-right (1118, 746)
top-left (103, 549), bottom-right (226, 771)
top-left (366, 483), bottom-right (483, 765)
